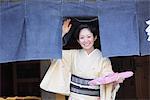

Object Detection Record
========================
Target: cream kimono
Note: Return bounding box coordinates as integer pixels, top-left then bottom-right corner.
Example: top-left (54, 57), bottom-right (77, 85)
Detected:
top-left (40, 49), bottom-right (119, 100)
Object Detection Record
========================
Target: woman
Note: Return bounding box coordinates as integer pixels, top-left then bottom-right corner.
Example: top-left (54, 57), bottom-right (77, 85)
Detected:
top-left (40, 19), bottom-right (120, 100)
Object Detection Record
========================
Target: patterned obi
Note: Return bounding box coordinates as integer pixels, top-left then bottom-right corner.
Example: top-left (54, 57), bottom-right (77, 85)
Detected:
top-left (70, 74), bottom-right (100, 96)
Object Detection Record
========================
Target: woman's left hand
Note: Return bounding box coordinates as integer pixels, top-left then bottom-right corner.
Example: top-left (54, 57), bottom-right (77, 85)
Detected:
top-left (115, 76), bottom-right (125, 84)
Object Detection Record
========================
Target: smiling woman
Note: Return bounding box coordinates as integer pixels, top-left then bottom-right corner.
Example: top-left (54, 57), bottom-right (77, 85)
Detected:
top-left (40, 17), bottom-right (121, 100)
top-left (63, 17), bottom-right (100, 50)
top-left (73, 24), bottom-right (97, 54)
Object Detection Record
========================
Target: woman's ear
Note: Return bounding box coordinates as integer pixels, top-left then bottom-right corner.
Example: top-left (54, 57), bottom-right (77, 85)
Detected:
top-left (94, 35), bottom-right (97, 41)
top-left (77, 40), bottom-right (80, 44)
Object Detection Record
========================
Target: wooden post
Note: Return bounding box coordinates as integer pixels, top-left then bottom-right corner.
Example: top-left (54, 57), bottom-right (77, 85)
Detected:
top-left (56, 94), bottom-right (66, 100)
top-left (12, 63), bottom-right (17, 95)
top-left (0, 64), bottom-right (1, 95)
top-left (134, 56), bottom-right (149, 99)
top-left (40, 60), bottom-right (56, 100)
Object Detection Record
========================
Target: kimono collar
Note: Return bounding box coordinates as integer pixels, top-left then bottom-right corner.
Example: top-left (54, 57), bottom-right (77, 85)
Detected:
top-left (82, 49), bottom-right (100, 57)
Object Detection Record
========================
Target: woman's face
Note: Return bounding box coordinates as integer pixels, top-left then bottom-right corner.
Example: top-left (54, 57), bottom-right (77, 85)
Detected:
top-left (78, 28), bottom-right (97, 53)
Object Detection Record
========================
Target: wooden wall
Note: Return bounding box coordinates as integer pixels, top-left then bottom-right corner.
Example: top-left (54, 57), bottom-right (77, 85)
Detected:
top-left (0, 56), bottom-right (149, 100)
top-left (111, 56), bottom-right (149, 100)
top-left (134, 56), bottom-right (149, 99)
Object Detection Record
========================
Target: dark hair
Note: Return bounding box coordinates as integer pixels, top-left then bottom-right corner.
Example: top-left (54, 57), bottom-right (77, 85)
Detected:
top-left (74, 24), bottom-right (98, 40)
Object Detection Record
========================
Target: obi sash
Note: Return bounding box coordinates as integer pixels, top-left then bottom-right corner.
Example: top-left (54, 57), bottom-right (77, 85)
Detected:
top-left (70, 74), bottom-right (100, 96)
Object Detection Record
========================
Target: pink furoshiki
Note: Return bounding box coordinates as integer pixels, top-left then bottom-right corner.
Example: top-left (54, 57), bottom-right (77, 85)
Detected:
top-left (88, 71), bottom-right (134, 85)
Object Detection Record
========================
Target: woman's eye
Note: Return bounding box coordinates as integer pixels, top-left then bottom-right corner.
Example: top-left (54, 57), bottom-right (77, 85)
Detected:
top-left (80, 37), bottom-right (84, 39)
top-left (87, 36), bottom-right (91, 38)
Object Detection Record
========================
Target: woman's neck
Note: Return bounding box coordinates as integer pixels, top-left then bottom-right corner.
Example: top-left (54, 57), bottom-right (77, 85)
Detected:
top-left (84, 47), bottom-right (95, 55)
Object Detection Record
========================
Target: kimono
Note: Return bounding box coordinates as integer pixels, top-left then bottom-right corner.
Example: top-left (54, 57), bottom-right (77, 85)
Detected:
top-left (40, 49), bottom-right (119, 100)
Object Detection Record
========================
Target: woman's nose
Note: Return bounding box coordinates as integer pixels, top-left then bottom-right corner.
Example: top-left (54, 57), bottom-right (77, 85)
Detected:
top-left (84, 38), bottom-right (88, 42)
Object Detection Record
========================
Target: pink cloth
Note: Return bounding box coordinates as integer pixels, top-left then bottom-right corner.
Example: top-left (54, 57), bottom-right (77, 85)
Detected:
top-left (88, 71), bottom-right (134, 85)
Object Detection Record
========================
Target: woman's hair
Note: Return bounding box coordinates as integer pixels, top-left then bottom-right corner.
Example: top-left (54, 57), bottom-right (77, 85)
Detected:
top-left (74, 24), bottom-right (98, 40)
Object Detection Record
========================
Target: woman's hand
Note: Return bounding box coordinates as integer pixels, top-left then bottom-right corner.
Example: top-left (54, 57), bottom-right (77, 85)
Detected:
top-left (62, 19), bottom-right (72, 37)
top-left (115, 77), bottom-right (125, 84)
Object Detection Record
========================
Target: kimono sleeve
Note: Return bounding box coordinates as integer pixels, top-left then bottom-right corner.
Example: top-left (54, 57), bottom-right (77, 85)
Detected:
top-left (100, 57), bottom-right (113, 77)
top-left (99, 57), bottom-right (113, 100)
top-left (99, 57), bottom-right (119, 100)
top-left (40, 50), bottom-right (76, 96)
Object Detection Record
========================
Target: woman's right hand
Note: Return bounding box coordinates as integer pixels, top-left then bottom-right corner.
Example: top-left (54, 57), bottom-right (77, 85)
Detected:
top-left (62, 19), bottom-right (72, 37)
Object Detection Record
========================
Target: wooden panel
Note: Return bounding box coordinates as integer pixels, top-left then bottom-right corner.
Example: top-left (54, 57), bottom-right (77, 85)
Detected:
top-left (135, 57), bottom-right (150, 99)
top-left (12, 61), bottom-right (41, 96)
top-left (111, 57), bottom-right (136, 99)
top-left (56, 94), bottom-right (65, 100)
